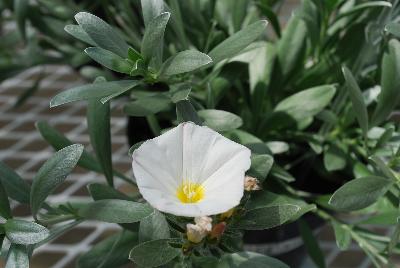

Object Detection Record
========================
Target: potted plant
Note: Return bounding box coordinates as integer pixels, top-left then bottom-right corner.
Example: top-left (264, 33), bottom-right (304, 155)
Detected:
top-left (1, 0), bottom-right (400, 267)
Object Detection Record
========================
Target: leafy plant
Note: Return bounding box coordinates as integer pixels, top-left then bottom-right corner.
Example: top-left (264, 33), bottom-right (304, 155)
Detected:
top-left (1, 0), bottom-right (400, 267)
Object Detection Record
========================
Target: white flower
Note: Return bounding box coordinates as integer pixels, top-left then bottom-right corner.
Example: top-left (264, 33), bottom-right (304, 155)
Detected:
top-left (132, 122), bottom-right (251, 217)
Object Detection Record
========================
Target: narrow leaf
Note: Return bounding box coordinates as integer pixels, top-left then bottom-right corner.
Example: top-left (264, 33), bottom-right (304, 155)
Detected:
top-left (87, 98), bottom-right (113, 186)
top-left (342, 66), bottom-right (368, 136)
top-left (0, 181), bottom-right (11, 219)
top-left (0, 161), bottom-right (30, 204)
top-left (299, 220), bottom-right (326, 268)
top-left (233, 204), bottom-right (300, 230)
top-left (78, 199), bottom-right (153, 223)
top-left (5, 219), bottom-right (49, 245)
top-left (64, 24), bottom-right (96, 46)
top-left (87, 183), bottom-right (133, 201)
top-left (372, 39), bottom-right (400, 125)
top-left (75, 12), bottom-right (129, 57)
top-left (50, 80), bottom-right (140, 107)
top-left (141, 12), bottom-right (170, 68)
top-left (14, 0), bottom-right (28, 40)
top-left (85, 47), bottom-right (133, 74)
top-left (332, 221), bottom-right (352, 250)
top-left (141, 0), bottom-right (164, 27)
top-left (30, 144), bottom-right (84, 216)
top-left (209, 20), bottom-right (268, 64)
top-left (160, 50), bottom-right (212, 76)
top-left (5, 244), bottom-right (29, 268)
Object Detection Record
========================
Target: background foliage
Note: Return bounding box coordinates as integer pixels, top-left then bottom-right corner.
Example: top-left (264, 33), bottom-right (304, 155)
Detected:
top-left (1, 0), bottom-right (400, 267)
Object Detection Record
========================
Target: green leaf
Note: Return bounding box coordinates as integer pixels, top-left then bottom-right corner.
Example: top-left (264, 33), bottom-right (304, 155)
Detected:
top-left (332, 221), bottom-right (351, 250)
top-left (247, 191), bottom-right (316, 221)
top-left (123, 95), bottom-right (171, 116)
top-left (0, 181), bottom-right (11, 219)
top-left (277, 14), bottom-right (307, 79)
top-left (64, 24), bottom-right (96, 46)
top-left (385, 22), bottom-right (400, 38)
top-left (388, 217), bottom-right (400, 254)
top-left (342, 66), bottom-right (368, 136)
top-left (35, 122), bottom-right (131, 183)
top-left (0, 161), bottom-right (30, 204)
top-left (270, 165), bottom-right (295, 182)
top-left (85, 47), bottom-right (133, 74)
top-left (274, 85), bottom-right (336, 129)
top-left (372, 39), bottom-right (400, 126)
top-left (299, 220), bottom-right (326, 268)
top-left (248, 154), bottom-right (274, 182)
top-left (87, 183), bottom-right (133, 201)
top-left (87, 99), bottom-right (113, 186)
top-left (5, 244), bottom-right (29, 268)
top-left (218, 252), bottom-right (289, 268)
top-left (14, 0), bottom-right (28, 40)
top-left (198, 109), bottom-right (242, 132)
top-left (337, 1), bottom-right (392, 20)
top-left (78, 231), bottom-right (138, 268)
top-left (50, 80), bottom-right (140, 107)
top-left (129, 239), bottom-right (181, 267)
top-left (160, 50), bottom-right (212, 76)
top-left (176, 100), bottom-right (203, 125)
top-left (209, 20), bottom-right (268, 64)
top-left (266, 141), bottom-right (289, 155)
top-left (141, 12), bottom-right (170, 68)
top-left (323, 145), bottom-right (346, 171)
top-left (30, 144), bottom-right (83, 217)
top-left (233, 204), bottom-right (300, 230)
top-left (329, 176), bottom-right (393, 211)
top-left (169, 84), bottom-right (191, 103)
top-left (36, 121), bottom-right (101, 172)
top-left (128, 47), bottom-right (143, 62)
top-left (78, 199), bottom-right (153, 223)
top-left (75, 12), bottom-right (129, 58)
top-left (141, 0), bottom-right (164, 27)
top-left (5, 219), bottom-right (49, 245)
top-left (369, 156), bottom-right (398, 182)
top-left (139, 210), bottom-right (170, 243)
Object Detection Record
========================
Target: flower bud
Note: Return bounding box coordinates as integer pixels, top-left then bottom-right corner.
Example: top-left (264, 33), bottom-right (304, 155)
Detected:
top-left (186, 223), bottom-right (207, 243)
top-left (244, 176), bottom-right (261, 191)
top-left (194, 216), bottom-right (212, 232)
top-left (209, 222), bottom-right (227, 240)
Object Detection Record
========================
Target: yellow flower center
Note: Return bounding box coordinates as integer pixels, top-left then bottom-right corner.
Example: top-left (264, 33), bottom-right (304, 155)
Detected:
top-left (176, 181), bottom-right (204, 203)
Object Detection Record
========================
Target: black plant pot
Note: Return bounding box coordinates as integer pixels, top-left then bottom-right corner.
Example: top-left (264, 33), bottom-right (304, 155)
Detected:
top-left (243, 214), bottom-right (324, 267)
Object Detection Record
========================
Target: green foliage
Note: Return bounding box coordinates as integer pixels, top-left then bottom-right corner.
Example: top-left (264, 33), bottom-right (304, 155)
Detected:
top-left (129, 239), bottom-right (181, 267)
top-left (4, 219), bottom-right (49, 245)
top-left (30, 144), bottom-right (83, 217)
top-left (78, 200), bottom-right (153, 223)
top-left (3, 0), bottom-right (400, 267)
top-left (218, 252), bottom-right (289, 268)
top-left (329, 176), bottom-right (393, 211)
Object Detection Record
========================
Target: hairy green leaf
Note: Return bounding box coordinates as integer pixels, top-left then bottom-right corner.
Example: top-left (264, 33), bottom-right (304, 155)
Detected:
top-left (30, 144), bottom-right (83, 216)
top-left (129, 239), bottom-right (181, 267)
top-left (5, 219), bottom-right (49, 245)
